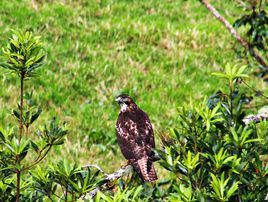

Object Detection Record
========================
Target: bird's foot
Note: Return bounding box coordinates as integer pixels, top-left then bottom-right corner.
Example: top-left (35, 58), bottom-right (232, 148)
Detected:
top-left (120, 160), bottom-right (131, 169)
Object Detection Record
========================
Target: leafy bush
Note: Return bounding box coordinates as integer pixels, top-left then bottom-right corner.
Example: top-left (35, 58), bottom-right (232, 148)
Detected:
top-left (95, 186), bottom-right (145, 202)
top-left (157, 64), bottom-right (268, 201)
top-left (29, 161), bottom-right (104, 201)
top-left (234, 1), bottom-right (267, 52)
top-left (233, 0), bottom-right (267, 77)
top-left (0, 31), bottom-right (68, 201)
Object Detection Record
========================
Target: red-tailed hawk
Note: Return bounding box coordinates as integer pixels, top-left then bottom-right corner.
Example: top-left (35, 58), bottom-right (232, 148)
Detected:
top-left (115, 94), bottom-right (157, 182)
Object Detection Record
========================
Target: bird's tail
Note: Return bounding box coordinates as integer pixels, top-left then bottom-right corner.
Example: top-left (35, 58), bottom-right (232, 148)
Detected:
top-left (131, 157), bottom-right (157, 183)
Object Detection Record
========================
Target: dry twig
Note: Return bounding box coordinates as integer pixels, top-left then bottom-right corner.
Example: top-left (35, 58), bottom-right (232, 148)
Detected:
top-left (200, 0), bottom-right (267, 69)
top-left (243, 111), bottom-right (268, 125)
top-left (80, 165), bottom-right (133, 200)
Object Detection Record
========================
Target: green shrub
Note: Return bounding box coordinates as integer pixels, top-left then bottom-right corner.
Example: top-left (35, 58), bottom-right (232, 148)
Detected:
top-left (0, 31), bottom-right (68, 201)
top-left (157, 64), bottom-right (268, 201)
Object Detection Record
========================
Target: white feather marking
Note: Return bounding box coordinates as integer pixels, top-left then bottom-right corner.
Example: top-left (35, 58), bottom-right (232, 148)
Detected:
top-left (124, 120), bottom-right (139, 136)
top-left (145, 120), bottom-right (152, 130)
top-left (117, 123), bottom-right (125, 136)
top-left (120, 103), bottom-right (128, 112)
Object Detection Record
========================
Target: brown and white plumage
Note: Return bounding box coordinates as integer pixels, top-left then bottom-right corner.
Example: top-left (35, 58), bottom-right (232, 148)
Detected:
top-left (115, 94), bottom-right (157, 182)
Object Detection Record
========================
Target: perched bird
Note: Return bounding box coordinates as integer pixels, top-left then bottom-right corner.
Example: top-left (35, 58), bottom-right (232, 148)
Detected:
top-left (115, 94), bottom-right (157, 183)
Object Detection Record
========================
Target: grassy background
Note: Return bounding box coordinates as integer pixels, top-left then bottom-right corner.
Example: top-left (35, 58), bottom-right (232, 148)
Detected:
top-left (0, 0), bottom-right (266, 172)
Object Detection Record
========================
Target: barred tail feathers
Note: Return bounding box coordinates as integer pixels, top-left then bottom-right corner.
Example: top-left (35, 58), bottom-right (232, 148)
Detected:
top-left (131, 157), bottom-right (157, 182)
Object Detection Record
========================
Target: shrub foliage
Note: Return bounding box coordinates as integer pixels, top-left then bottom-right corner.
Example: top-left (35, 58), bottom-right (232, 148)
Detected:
top-left (0, 31), bottom-right (68, 201)
top-left (157, 64), bottom-right (268, 201)
top-left (0, 14), bottom-right (267, 201)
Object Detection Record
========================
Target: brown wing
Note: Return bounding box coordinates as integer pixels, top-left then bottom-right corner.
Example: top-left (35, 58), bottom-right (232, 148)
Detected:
top-left (116, 108), bottom-right (157, 182)
top-left (116, 108), bottom-right (155, 160)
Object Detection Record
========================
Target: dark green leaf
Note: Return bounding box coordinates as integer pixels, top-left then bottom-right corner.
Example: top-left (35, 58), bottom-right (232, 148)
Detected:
top-left (30, 140), bottom-right (39, 153)
top-left (13, 110), bottom-right (20, 120)
top-left (30, 108), bottom-right (42, 124)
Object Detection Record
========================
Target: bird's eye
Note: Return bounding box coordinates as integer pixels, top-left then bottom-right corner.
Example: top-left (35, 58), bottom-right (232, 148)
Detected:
top-left (124, 101), bottom-right (130, 105)
top-left (122, 98), bottom-right (130, 105)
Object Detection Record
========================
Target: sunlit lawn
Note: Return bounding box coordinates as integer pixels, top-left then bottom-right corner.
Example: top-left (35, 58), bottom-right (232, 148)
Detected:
top-left (0, 0), bottom-right (266, 172)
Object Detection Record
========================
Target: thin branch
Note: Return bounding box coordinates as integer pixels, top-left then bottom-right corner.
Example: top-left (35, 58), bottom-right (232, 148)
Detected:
top-left (21, 144), bottom-right (52, 171)
top-left (200, 0), bottom-right (267, 69)
top-left (259, 0), bottom-right (263, 13)
top-left (83, 164), bottom-right (107, 175)
top-left (58, 187), bottom-right (66, 202)
top-left (19, 74), bottom-right (24, 143)
top-left (65, 185), bottom-right (68, 202)
top-left (16, 72), bottom-right (24, 202)
top-left (80, 165), bottom-right (133, 200)
top-left (15, 167), bottom-right (20, 202)
top-left (241, 79), bottom-right (268, 100)
top-left (243, 113), bottom-right (268, 125)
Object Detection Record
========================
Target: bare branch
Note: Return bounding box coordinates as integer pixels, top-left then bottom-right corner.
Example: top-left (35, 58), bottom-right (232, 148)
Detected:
top-left (200, 0), bottom-right (267, 69)
top-left (243, 113), bottom-right (268, 125)
top-left (243, 104), bottom-right (268, 125)
top-left (83, 164), bottom-right (107, 175)
top-left (80, 165), bottom-right (133, 200)
top-left (22, 144), bottom-right (52, 171)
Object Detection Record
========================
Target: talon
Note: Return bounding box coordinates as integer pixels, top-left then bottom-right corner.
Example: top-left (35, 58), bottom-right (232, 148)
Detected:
top-left (120, 160), bottom-right (131, 168)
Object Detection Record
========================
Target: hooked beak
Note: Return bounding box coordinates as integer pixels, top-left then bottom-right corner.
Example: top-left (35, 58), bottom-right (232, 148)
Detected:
top-left (115, 97), bottom-right (123, 104)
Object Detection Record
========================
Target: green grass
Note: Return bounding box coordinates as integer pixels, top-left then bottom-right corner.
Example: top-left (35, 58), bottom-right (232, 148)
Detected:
top-left (0, 0), bottom-right (266, 171)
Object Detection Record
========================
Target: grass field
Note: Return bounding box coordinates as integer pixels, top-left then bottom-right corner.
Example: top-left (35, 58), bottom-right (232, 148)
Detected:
top-left (0, 0), bottom-right (266, 173)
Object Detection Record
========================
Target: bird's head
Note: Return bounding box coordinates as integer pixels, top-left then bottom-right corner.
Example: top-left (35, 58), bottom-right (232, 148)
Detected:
top-left (115, 94), bottom-right (136, 111)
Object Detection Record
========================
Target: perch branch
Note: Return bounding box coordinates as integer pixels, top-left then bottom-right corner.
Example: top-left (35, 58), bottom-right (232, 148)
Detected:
top-left (200, 0), bottom-right (267, 69)
top-left (81, 165), bottom-right (133, 200)
top-left (83, 164), bottom-right (107, 174)
top-left (243, 113), bottom-right (268, 125)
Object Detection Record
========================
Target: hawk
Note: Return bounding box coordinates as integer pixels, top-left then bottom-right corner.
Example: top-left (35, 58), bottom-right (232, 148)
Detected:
top-left (115, 94), bottom-right (157, 182)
